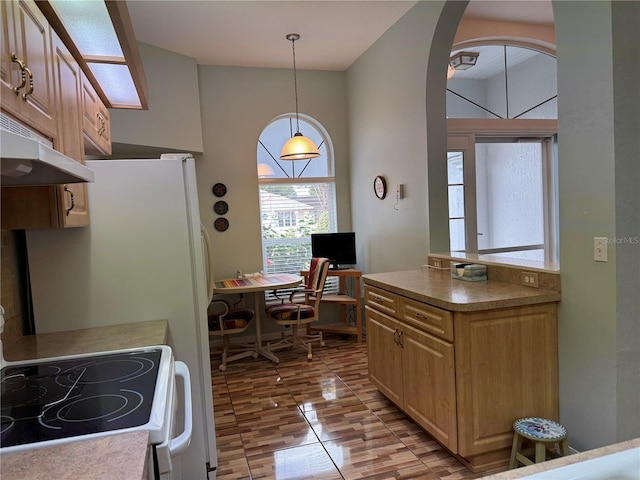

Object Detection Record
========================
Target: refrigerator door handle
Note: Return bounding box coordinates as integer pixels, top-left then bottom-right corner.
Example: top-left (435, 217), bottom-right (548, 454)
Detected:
top-left (200, 224), bottom-right (214, 300)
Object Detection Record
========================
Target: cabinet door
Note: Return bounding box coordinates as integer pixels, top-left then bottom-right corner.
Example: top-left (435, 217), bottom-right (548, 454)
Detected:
top-left (402, 323), bottom-right (457, 452)
top-left (81, 71), bottom-right (111, 155)
top-left (51, 31), bottom-right (88, 227)
top-left (366, 306), bottom-right (403, 407)
top-left (454, 304), bottom-right (559, 458)
top-left (0, 0), bottom-right (56, 138)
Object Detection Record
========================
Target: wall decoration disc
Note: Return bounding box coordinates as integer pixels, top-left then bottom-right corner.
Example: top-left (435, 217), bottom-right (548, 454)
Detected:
top-left (212, 183), bottom-right (227, 197)
top-left (214, 217), bottom-right (229, 232)
top-left (213, 200), bottom-right (229, 215)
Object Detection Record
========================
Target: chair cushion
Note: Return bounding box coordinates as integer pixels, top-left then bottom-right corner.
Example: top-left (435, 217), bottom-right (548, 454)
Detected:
top-left (265, 303), bottom-right (315, 321)
top-left (208, 308), bottom-right (253, 331)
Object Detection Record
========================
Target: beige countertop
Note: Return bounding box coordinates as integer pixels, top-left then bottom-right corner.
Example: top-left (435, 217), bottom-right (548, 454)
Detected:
top-left (482, 437), bottom-right (640, 479)
top-left (3, 319), bottom-right (169, 362)
top-left (0, 431), bottom-right (150, 480)
top-left (363, 269), bottom-right (560, 311)
top-left (1, 320), bottom-right (169, 480)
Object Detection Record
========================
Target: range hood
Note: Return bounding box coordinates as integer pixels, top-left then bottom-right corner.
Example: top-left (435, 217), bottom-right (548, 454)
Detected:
top-left (1, 129), bottom-right (95, 186)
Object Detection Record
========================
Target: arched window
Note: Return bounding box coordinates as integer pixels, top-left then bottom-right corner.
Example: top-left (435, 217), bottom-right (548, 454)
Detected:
top-left (446, 43), bottom-right (559, 264)
top-left (257, 114), bottom-right (337, 290)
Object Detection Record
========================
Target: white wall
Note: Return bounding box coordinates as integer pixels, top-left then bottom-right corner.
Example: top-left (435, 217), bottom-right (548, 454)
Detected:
top-left (195, 65), bottom-right (351, 281)
top-left (109, 43), bottom-right (204, 155)
top-left (555, 0), bottom-right (640, 448)
top-left (346, 1), bottom-right (465, 273)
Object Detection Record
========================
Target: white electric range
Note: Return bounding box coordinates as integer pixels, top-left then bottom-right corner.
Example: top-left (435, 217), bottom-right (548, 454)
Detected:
top-left (0, 343), bottom-right (192, 480)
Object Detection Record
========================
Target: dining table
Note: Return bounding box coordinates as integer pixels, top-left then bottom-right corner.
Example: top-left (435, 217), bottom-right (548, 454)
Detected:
top-left (212, 273), bottom-right (302, 363)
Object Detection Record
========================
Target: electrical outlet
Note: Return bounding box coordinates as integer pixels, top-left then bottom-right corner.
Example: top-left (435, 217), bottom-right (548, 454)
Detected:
top-left (433, 259), bottom-right (442, 268)
top-left (520, 271), bottom-right (539, 288)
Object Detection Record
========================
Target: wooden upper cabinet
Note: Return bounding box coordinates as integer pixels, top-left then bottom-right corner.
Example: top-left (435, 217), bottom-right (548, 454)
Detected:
top-left (81, 71), bottom-right (111, 156)
top-left (50, 30), bottom-right (88, 227)
top-left (1, 27), bottom-right (89, 230)
top-left (0, 0), bottom-right (56, 139)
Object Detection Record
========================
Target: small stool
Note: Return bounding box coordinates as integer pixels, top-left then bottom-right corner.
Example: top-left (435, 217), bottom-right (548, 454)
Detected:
top-left (509, 417), bottom-right (569, 469)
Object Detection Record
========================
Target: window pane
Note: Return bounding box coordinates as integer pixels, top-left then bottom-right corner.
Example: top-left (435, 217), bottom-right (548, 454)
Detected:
top-left (446, 44), bottom-right (557, 120)
top-left (447, 152), bottom-right (463, 184)
top-left (449, 219), bottom-right (466, 251)
top-left (506, 47), bottom-right (557, 119)
top-left (448, 185), bottom-right (465, 218)
top-left (475, 142), bottom-right (544, 251)
top-left (258, 118), bottom-right (330, 179)
top-left (259, 182), bottom-right (338, 297)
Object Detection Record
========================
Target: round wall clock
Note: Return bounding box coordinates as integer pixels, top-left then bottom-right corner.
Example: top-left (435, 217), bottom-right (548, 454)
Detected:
top-left (214, 217), bottom-right (229, 232)
top-left (212, 183), bottom-right (227, 197)
top-left (374, 175), bottom-right (387, 200)
top-left (213, 200), bottom-right (228, 215)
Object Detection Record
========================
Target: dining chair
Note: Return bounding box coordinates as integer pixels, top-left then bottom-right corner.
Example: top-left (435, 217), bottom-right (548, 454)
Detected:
top-left (208, 294), bottom-right (257, 371)
top-left (264, 257), bottom-right (331, 360)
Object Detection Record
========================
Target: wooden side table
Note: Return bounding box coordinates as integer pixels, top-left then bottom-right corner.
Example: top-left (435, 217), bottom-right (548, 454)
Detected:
top-left (301, 268), bottom-right (363, 342)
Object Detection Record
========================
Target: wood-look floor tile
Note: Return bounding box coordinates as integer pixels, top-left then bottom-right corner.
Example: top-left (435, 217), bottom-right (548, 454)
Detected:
top-left (237, 408), bottom-right (319, 456)
top-left (323, 432), bottom-right (425, 479)
top-left (304, 402), bottom-right (389, 442)
top-left (230, 389), bottom-right (300, 418)
top-left (360, 462), bottom-right (439, 480)
top-left (288, 379), bottom-right (363, 413)
top-left (211, 335), bottom-right (482, 480)
top-left (246, 443), bottom-right (342, 480)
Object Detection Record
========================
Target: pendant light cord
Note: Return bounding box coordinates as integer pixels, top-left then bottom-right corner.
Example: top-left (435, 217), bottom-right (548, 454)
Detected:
top-left (289, 34), bottom-right (301, 134)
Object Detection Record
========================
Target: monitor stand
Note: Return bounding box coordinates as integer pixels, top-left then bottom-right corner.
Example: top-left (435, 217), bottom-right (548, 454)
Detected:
top-left (329, 264), bottom-right (350, 270)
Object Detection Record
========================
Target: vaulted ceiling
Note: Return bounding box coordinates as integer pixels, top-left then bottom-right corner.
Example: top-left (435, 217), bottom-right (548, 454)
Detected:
top-left (126, 0), bottom-right (554, 71)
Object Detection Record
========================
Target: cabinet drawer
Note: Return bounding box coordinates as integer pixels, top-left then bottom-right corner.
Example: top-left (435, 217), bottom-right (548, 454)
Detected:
top-left (400, 297), bottom-right (453, 342)
top-left (365, 285), bottom-right (399, 317)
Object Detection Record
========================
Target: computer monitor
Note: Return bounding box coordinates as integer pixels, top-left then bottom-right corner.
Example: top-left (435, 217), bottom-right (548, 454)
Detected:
top-left (311, 232), bottom-right (356, 270)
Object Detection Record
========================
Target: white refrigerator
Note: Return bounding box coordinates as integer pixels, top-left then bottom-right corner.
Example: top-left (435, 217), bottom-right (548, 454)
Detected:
top-left (25, 155), bottom-right (217, 479)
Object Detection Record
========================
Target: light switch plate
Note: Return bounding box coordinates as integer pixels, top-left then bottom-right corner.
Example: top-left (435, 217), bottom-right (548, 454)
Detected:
top-left (594, 237), bottom-right (608, 262)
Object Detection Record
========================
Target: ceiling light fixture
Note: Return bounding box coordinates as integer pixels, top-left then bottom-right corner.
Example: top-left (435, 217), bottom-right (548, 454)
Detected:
top-left (449, 51), bottom-right (480, 72)
top-left (280, 33), bottom-right (320, 161)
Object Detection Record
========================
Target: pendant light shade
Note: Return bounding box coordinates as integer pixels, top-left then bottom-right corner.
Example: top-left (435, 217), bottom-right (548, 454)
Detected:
top-left (280, 33), bottom-right (320, 161)
top-left (280, 132), bottom-right (319, 160)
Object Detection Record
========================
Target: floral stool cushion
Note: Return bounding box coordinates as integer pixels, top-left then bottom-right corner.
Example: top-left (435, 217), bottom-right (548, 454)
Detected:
top-left (265, 303), bottom-right (315, 321)
top-left (513, 417), bottom-right (567, 441)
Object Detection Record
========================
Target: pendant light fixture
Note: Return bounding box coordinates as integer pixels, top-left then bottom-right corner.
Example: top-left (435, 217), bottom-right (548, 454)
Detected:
top-left (280, 33), bottom-right (320, 161)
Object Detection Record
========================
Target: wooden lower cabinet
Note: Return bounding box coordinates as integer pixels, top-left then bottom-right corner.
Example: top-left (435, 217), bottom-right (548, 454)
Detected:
top-left (365, 284), bottom-right (558, 473)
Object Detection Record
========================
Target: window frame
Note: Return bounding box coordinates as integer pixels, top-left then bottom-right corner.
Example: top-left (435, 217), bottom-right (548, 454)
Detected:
top-left (257, 113), bottom-right (338, 298)
top-left (447, 120), bottom-right (558, 263)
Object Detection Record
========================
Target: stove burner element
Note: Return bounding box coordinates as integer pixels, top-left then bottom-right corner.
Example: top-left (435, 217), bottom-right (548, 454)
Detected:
top-left (39, 390), bottom-right (144, 431)
top-left (1, 415), bottom-right (15, 435)
top-left (57, 357), bottom-right (155, 386)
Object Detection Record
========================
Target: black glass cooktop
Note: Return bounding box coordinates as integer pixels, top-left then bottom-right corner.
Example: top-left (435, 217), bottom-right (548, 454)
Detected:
top-left (1, 348), bottom-right (162, 449)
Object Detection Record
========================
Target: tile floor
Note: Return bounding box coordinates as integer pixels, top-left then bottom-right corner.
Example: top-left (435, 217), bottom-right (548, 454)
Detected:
top-left (210, 335), bottom-right (491, 480)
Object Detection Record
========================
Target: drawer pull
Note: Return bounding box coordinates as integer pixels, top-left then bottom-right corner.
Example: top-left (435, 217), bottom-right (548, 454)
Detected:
top-left (22, 66), bottom-right (33, 101)
top-left (371, 294), bottom-right (386, 302)
top-left (398, 330), bottom-right (404, 348)
top-left (415, 312), bottom-right (428, 320)
top-left (64, 186), bottom-right (75, 216)
top-left (11, 53), bottom-right (27, 95)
